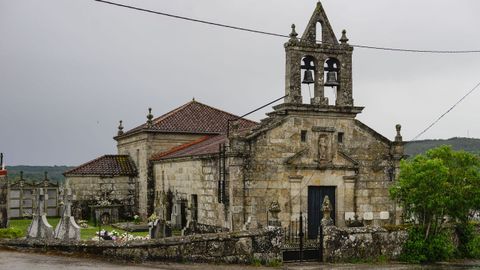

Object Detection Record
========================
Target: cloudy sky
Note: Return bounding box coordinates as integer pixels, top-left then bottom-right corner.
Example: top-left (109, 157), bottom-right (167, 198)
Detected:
top-left (1, 0), bottom-right (479, 166)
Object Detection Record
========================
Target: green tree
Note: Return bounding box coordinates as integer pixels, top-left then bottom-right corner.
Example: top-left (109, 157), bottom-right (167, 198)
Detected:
top-left (390, 145), bottom-right (480, 239)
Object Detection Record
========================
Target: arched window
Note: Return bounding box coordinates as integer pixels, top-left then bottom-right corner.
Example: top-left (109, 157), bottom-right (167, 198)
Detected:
top-left (324, 58), bottom-right (340, 105)
top-left (300, 55), bottom-right (316, 104)
top-left (316, 21), bottom-right (323, 43)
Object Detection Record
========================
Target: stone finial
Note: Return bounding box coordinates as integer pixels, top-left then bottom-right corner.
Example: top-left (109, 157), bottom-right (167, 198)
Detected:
top-left (43, 171), bottom-right (49, 187)
top-left (321, 196), bottom-right (334, 226)
top-left (340, 29), bottom-right (349, 44)
top-left (146, 108), bottom-right (154, 127)
top-left (395, 124), bottom-right (403, 142)
top-left (268, 200), bottom-right (281, 227)
top-left (117, 120), bottom-right (124, 136)
top-left (289, 24), bottom-right (298, 40)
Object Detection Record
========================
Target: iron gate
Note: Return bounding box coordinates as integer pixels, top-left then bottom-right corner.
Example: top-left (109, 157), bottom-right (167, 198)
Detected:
top-left (282, 212), bottom-right (323, 262)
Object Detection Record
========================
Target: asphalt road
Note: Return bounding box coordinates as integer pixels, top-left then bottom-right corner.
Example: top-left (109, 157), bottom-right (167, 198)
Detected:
top-left (1, 250), bottom-right (480, 270)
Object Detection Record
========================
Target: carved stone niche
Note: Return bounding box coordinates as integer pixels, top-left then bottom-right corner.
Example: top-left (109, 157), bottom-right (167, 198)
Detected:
top-left (317, 133), bottom-right (333, 164)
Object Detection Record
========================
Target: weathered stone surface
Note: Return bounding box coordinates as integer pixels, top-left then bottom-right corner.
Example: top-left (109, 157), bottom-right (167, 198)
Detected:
top-left (27, 188), bottom-right (54, 239)
top-left (322, 225), bottom-right (408, 262)
top-left (0, 228), bottom-right (282, 264)
top-left (54, 188), bottom-right (80, 240)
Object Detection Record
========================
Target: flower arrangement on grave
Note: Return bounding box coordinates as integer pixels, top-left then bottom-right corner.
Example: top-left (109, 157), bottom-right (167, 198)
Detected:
top-left (133, 214), bottom-right (140, 224)
top-left (92, 230), bottom-right (149, 242)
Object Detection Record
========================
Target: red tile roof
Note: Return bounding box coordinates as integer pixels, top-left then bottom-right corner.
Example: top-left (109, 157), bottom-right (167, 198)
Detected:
top-left (151, 134), bottom-right (227, 161)
top-left (64, 155), bottom-right (137, 177)
top-left (118, 100), bottom-right (258, 138)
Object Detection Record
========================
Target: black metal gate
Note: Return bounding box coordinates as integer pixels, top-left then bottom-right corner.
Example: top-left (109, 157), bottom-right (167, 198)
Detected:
top-left (282, 186), bottom-right (336, 262)
top-left (282, 213), bottom-right (323, 262)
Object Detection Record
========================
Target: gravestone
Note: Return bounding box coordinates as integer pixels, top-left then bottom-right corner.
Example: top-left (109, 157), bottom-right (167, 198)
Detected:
top-left (171, 199), bottom-right (187, 230)
top-left (27, 188), bottom-right (54, 239)
top-left (54, 187), bottom-right (81, 240)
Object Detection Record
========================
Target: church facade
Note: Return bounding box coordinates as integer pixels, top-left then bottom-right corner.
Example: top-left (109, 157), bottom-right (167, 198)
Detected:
top-left (65, 2), bottom-right (404, 235)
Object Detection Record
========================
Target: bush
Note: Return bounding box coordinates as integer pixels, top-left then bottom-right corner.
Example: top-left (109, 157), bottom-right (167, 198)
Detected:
top-left (0, 227), bottom-right (23, 239)
top-left (466, 235), bottom-right (480, 259)
top-left (400, 227), bottom-right (454, 263)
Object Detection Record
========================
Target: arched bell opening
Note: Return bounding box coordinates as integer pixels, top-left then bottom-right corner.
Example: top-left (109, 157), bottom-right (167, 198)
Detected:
top-left (323, 58), bottom-right (340, 105)
top-left (316, 21), bottom-right (323, 43)
top-left (300, 55), bottom-right (316, 104)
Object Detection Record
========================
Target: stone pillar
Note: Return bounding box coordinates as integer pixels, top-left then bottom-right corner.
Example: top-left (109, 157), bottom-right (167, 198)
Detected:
top-left (243, 198), bottom-right (259, 230)
top-left (54, 187), bottom-right (80, 240)
top-left (27, 188), bottom-right (54, 239)
top-left (0, 153), bottom-right (8, 228)
top-left (321, 196), bottom-right (334, 227)
top-left (343, 177), bottom-right (356, 224)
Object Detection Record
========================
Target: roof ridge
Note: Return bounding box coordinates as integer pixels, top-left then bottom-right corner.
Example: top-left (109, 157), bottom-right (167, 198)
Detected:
top-left (151, 100), bottom-right (195, 126)
top-left (150, 135), bottom-right (212, 161)
top-left (64, 154), bottom-right (109, 175)
top-left (190, 100), bottom-right (257, 124)
top-left (64, 154), bottom-right (136, 176)
top-left (118, 100), bottom-right (259, 138)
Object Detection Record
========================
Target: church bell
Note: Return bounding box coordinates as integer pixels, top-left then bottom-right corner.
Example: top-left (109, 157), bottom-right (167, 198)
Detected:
top-left (324, 71), bottom-right (339, 87)
top-left (302, 70), bottom-right (314, 84)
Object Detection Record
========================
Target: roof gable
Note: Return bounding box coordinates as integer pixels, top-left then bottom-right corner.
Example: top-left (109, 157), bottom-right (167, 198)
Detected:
top-left (64, 155), bottom-right (137, 177)
top-left (151, 134), bottom-right (227, 161)
top-left (118, 100), bottom-right (258, 138)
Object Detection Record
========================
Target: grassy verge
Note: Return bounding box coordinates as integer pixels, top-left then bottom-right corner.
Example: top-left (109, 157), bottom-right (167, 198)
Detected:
top-left (6, 218), bottom-right (148, 240)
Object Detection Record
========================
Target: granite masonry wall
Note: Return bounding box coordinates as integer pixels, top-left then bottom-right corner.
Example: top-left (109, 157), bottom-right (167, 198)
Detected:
top-left (153, 157), bottom-right (228, 229)
top-left (236, 111), bottom-right (403, 230)
top-left (0, 228), bottom-right (282, 264)
top-left (66, 176), bottom-right (135, 202)
top-left (116, 132), bottom-right (204, 218)
top-left (322, 225), bottom-right (408, 262)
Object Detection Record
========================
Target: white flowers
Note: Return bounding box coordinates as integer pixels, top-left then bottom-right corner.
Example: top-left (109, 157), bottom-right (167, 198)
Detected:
top-left (91, 230), bottom-right (150, 242)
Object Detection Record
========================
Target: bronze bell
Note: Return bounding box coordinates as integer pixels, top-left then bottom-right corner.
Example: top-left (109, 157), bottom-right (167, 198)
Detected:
top-left (324, 71), bottom-right (339, 87)
top-left (302, 70), bottom-right (314, 84)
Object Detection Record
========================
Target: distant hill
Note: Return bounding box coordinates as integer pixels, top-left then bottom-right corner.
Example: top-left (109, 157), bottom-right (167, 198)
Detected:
top-left (5, 165), bottom-right (74, 184)
top-left (405, 137), bottom-right (480, 157)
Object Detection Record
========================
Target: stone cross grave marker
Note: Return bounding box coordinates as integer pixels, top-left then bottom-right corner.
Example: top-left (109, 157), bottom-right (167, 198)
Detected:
top-left (27, 188), bottom-right (54, 239)
top-left (54, 187), bottom-right (81, 240)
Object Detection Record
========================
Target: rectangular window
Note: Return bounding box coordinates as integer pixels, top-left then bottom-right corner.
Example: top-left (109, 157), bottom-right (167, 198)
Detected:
top-left (191, 194), bottom-right (198, 221)
top-left (301, 130), bottom-right (307, 142)
top-left (338, 132), bottom-right (344, 143)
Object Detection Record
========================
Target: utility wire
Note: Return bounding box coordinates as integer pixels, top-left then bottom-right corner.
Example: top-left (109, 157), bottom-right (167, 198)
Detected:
top-left (94, 0), bottom-right (480, 54)
top-left (412, 80), bottom-right (480, 141)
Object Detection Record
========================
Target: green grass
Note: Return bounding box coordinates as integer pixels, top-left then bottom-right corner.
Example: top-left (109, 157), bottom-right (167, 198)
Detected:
top-left (7, 218), bottom-right (148, 240)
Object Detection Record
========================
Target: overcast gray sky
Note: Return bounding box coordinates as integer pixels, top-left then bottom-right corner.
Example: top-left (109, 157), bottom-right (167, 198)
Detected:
top-left (1, 0), bottom-right (479, 166)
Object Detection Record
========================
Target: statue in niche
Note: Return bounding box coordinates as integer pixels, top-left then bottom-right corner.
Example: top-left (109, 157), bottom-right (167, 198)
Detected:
top-left (318, 135), bottom-right (329, 161)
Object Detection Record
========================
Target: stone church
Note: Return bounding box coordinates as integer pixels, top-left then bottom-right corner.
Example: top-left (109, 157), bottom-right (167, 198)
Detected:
top-left (65, 2), bottom-right (404, 236)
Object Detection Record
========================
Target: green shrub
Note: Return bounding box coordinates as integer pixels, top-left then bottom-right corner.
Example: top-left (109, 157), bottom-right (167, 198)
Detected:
top-left (250, 258), bottom-right (262, 266)
top-left (456, 222), bottom-right (476, 257)
top-left (266, 259), bottom-right (282, 267)
top-left (0, 227), bottom-right (23, 239)
top-left (400, 227), bottom-right (454, 263)
top-left (466, 234), bottom-right (480, 259)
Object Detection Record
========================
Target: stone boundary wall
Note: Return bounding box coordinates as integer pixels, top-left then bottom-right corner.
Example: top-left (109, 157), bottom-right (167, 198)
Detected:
top-left (0, 228), bottom-right (282, 264)
top-left (323, 225), bottom-right (408, 262)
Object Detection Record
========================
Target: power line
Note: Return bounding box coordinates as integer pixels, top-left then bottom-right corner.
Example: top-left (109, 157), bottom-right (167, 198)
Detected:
top-left (94, 0), bottom-right (480, 54)
top-left (412, 80), bottom-right (480, 141)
